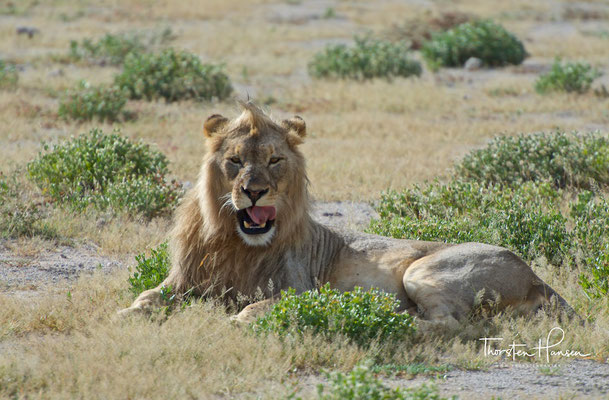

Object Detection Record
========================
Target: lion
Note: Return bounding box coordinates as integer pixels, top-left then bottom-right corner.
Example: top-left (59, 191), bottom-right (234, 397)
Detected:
top-left (119, 102), bottom-right (574, 327)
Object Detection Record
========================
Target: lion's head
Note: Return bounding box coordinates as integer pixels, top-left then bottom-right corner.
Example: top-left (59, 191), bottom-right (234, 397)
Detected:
top-left (198, 102), bottom-right (309, 247)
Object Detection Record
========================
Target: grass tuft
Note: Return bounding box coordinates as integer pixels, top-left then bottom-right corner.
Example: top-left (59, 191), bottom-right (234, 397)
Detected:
top-left (0, 60), bottom-right (18, 90)
top-left (0, 172), bottom-right (57, 240)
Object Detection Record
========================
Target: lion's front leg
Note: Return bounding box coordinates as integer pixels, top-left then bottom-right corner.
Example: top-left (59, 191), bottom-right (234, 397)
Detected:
top-left (117, 284), bottom-right (171, 316)
top-left (231, 298), bottom-right (277, 324)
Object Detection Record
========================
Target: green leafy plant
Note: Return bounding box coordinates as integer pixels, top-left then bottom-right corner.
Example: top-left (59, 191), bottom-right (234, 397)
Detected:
top-left (308, 36), bottom-right (422, 80)
top-left (27, 129), bottom-right (182, 219)
top-left (58, 81), bottom-right (128, 122)
top-left (0, 60), bottom-right (18, 90)
top-left (455, 131), bottom-right (609, 189)
top-left (421, 20), bottom-right (526, 67)
top-left (570, 192), bottom-right (609, 297)
top-left (128, 242), bottom-right (170, 297)
top-left (370, 181), bottom-right (570, 265)
top-left (316, 362), bottom-right (455, 400)
top-left (68, 29), bottom-right (173, 66)
top-left (535, 59), bottom-right (602, 94)
top-left (115, 48), bottom-right (232, 102)
top-left (253, 284), bottom-right (416, 347)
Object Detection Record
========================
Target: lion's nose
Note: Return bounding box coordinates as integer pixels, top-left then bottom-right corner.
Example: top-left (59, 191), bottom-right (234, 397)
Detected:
top-left (241, 186), bottom-right (269, 204)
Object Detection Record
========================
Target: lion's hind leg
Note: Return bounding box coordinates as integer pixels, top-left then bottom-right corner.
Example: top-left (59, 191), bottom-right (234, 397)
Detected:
top-left (401, 243), bottom-right (544, 329)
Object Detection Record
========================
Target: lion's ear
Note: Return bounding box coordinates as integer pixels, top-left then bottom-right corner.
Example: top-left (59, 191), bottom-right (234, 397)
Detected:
top-left (281, 116), bottom-right (306, 138)
top-left (203, 114), bottom-right (229, 138)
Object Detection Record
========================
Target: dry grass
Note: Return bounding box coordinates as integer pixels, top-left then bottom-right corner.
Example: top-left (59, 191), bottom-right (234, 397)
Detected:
top-left (1, 0), bottom-right (609, 397)
top-left (0, 264), bottom-right (606, 398)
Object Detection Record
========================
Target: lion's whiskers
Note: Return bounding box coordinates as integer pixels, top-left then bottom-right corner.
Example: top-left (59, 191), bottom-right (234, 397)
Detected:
top-left (219, 193), bottom-right (236, 214)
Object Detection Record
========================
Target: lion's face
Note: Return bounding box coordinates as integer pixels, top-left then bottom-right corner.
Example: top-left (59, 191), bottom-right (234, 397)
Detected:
top-left (203, 105), bottom-right (307, 247)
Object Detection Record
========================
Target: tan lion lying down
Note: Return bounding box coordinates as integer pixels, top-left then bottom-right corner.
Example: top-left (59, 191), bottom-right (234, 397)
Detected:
top-left (120, 102), bottom-right (573, 327)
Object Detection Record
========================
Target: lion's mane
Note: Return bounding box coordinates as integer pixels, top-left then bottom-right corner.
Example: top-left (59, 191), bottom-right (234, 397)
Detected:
top-left (164, 104), bottom-right (314, 300)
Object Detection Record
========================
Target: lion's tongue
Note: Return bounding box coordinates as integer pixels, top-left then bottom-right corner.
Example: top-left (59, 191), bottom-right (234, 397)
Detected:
top-left (246, 206), bottom-right (276, 225)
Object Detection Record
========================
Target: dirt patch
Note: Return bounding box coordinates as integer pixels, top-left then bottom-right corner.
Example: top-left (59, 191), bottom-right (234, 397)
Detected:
top-left (411, 360), bottom-right (609, 399)
top-left (0, 241), bottom-right (125, 295)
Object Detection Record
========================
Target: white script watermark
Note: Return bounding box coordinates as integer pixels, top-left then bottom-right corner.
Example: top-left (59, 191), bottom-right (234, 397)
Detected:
top-left (479, 327), bottom-right (591, 362)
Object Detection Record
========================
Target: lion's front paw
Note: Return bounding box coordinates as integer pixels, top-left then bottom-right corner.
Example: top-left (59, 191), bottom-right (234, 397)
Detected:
top-left (116, 305), bottom-right (147, 317)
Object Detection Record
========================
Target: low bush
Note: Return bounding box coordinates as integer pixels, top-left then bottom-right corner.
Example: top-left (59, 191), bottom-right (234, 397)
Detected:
top-left (128, 242), bottom-right (170, 297)
top-left (456, 131), bottom-right (609, 189)
top-left (27, 129), bottom-right (182, 219)
top-left (535, 59), bottom-right (602, 94)
top-left (369, 131), bottom-right (609, 299)
top-left (421, 20), bottom-right (526, 67)
top-left (253, 284), bottom-right (416, 347)
top-left (115, 48), bottom-right (232, 102)
top-left (58, 81), bottom-right (127, 122)
top-left (316, 362), bottom-right (454, 400)
top-left (370, 181), bottom-right (570, 265)
top-left (0, 60), bottom-right (18, 90)
top-left (308, 36), bottom-right (422, 80)
top-left (68, 29), bottom-right (173, 66)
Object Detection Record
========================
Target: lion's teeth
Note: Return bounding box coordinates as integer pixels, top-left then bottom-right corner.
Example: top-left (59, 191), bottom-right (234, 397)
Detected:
top-left (259, 221), bottom-right (266, 228)
top-left (244, 221), bottom-right (251, 228)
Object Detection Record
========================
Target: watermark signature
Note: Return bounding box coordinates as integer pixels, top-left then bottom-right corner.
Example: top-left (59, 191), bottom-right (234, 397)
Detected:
top-left (479, 327), bottom-right (591, 362)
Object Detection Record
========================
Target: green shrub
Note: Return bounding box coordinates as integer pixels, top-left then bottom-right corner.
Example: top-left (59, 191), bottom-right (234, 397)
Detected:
top-left (0, 172), bottom-right (57, 239)
top-left (570, 192), bottom-right (609, 297)
top-left (456, 131), bottom-right (609, 189)
top-left (128, 242), bottom-right (170, 297)
top-left (27, 129), bottom-right (182, 219)
top-left (535, 59), bottom-right (602, 94)
top-left (369, 130), bottom-right (609, 298)
top-left (58, 81), bottom-right (127, 122)
top-left (253, 284), bottom-right (416, 347)
top-left (0, 60), bottom-right (18, 90)
top-left (68, 29), bottom-right (173, 66)
top-left (421, 20), bottom-right (526, 67)
top-left (308, 36), bottom-right (422, 80)
top-left (115, 48), bottom-right (232, 102)
top-left (370, 181), bottom-right (570, 265)
top-left (316, 362), bottom-right (455, 400)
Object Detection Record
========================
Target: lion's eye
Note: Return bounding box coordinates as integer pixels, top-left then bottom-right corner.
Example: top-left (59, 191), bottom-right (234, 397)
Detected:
top-left (229, 156), bottom-right (241, 164)
top-left (269, 157), bottom-right (281, 165)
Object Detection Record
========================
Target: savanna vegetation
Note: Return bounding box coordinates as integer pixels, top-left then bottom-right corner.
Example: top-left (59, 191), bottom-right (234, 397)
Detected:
top-left (1, 0), bottom-right (609, 398)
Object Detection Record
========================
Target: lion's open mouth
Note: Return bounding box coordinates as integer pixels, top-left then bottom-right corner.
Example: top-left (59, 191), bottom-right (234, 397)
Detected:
top-left (237, 206), bottom-right (276, 235)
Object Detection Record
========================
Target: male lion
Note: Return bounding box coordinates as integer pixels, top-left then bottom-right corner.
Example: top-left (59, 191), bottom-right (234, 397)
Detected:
top-left (120, 102), bottom-right (573, 327)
